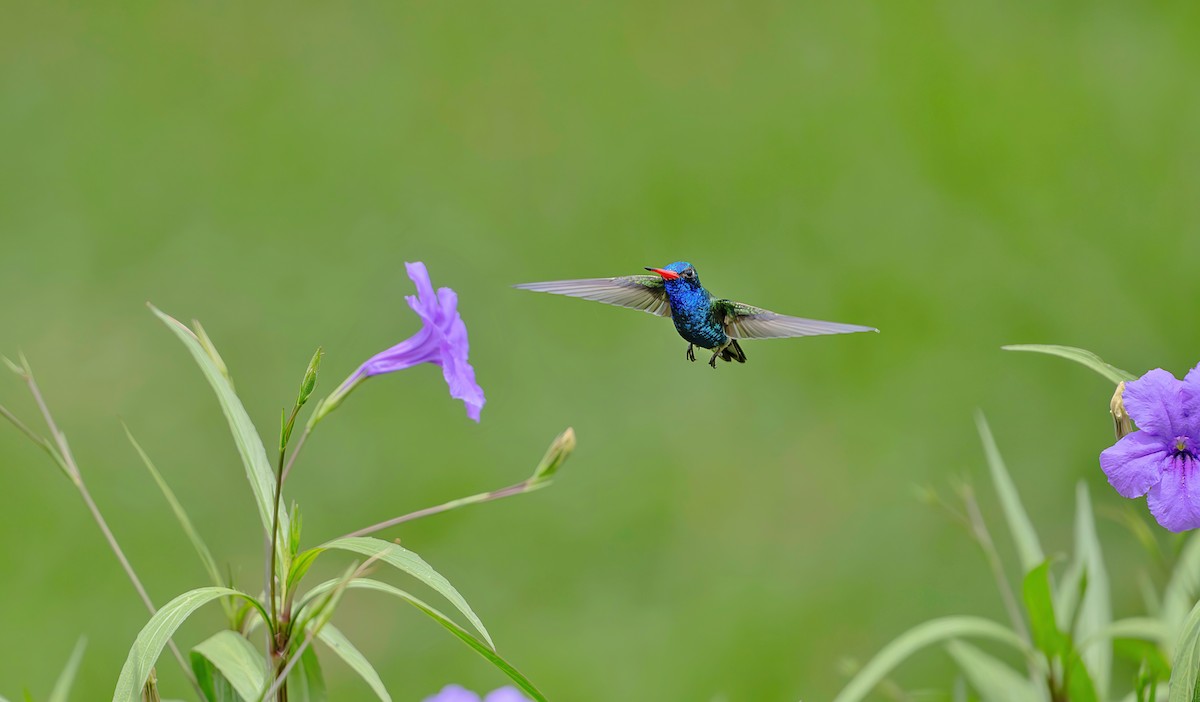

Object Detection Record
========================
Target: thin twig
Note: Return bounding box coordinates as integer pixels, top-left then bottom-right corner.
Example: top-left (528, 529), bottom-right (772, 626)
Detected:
top-left (961, 484), bottom-right (1029, 642)
top-left (280, 428), bottom-right (309, 485)
top-left (21, 369), bottom-right (202, 697)
top-left (339, 480), bottom-right (534, 540)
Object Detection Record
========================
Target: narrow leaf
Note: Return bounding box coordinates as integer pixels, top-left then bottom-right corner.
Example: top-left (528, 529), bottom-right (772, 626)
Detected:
top-left (124, 426), bottom-right (224, 590)
top-left (831, 617), bottom-right (1029, 702)
top-left (288, 646), bottom-right (327, 702)
top-left (48, 637), bottom-right (86, 702)
top-left (1023, 561), bottom-right (1063, 660)
top-left (150, 306), bottom-right (287, 556)
top-left (1064, 483), bottom-right (1112, 696)
top-left (1002, 345), bottom-right (1136, 384)
top-left (945, 639), bottom-right (1040, 702)
top-left (976, 413), bottom-right (1044, 574)
top-left (320, 536), bottom-right (494, 649)
top-left (315, 624), bottom-right (391, 702)
top-left (112, 586), bottom-right (261, 702)
top-left (191, 631), bottom-right (267, 702)
top-left (191, 655), bottom-right (241, 702)
top-left (1162, 532), bottom-right (1200, 656)
top-left (302, 578), bottom-right (546, 701)
top-left (1168, 599), bottom-right (1200, 702)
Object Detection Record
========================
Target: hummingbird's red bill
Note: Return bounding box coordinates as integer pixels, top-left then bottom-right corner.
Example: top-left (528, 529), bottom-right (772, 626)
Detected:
top-left (644, 267), bottom-right (681, 280)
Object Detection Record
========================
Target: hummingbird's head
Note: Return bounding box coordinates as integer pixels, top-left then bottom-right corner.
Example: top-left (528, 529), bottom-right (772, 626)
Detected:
top-left (645, 261), bottom-right (700, 288)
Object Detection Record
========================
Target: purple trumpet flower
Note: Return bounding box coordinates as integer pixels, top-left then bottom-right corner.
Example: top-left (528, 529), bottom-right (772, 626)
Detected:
top-left (313, 262), bottom-right (484, 425)
top-left (1100, 366), bottom-right (1200, 532)
top-left (422, 685), bottom-right (530, 702)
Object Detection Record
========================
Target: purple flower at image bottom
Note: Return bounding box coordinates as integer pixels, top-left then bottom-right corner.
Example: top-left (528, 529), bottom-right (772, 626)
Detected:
top-left (320, 261), bottom-right (485, 422)
top-left (1100, 366), bottom-right (1200, 532)
top-left (421, 684), bottom-right (530, 702)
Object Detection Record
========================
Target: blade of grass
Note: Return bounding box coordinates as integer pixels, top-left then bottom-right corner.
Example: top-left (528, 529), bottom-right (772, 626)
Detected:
top-left (47, 637), bottom-right (86, 702)
top-left (113, 587), bottom-right (266, 702)
top-left (1001, 345), bottom-right (1136, 384)
top-left (318, 536), bottom-right (494, 649)
top-left (976, 412), bottom-right (1044, 574)
top-left (1168, 599), bottom-right (1200, 702)
top-left (299, 578), bottom-right (546, 701)
top-left (831, 617), bottom-right (1031, 702)
top-left (149, 305), bottom-right (287, 556)
top-left (191, 631), bottom-right (268, 702)
top-left (945, 640), bottom-right (1041, 702)
top-left (123, 426), bottom-right (226, 593)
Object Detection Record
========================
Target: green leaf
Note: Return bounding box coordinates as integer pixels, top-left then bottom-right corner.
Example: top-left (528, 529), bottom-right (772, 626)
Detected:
top-left (150, 305), bottom-right (287, 555)
top-left (112, 586), bottom-right (263, 702)
top-left (314, 623), bottom-right (391, 702)
top-left (192, 655), bottom-right (241, 702)
top-left (945, 640), bottom-right (1040, 702)
top-left (287, 548), bottom-right (323, 596)
top-left (831, 617), bottom-right (1029, 702)
top-left (1163, 532), bottom-right (1200, 656)
top-left (1002, 344), bottom-right (1137, 384)
top-left (302, 578), bottom-right (547, 702)
top-left (1080, 618), bottom-right (1170, 651)
top-left (976, 412), bottom-right (1044, 574)
top-left (296, 348), bottom-right (323, 409)
top-left (48, 637), bottom-right (86, 702)
top-left (190, 631), bottom-right (267, 702)
top-left (1168, 599), bottom-right (1200, 702)
top-left (288, 646), bottom-right (327, 702)
top-left (124, 426), bottom-right (225, 592)
top-left (1023, 561), bottom-right (1063, 660)
top-left (1061, 483), bottom-right (1112, 696)
top-left (319, 536), bottom-right (494, 649)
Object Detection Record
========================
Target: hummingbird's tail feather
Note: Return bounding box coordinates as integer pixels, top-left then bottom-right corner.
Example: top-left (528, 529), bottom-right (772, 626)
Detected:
top-left (721, 339), bottom-right (747, 363)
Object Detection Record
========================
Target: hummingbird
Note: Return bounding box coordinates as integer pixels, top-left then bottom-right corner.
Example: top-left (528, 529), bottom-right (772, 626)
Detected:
top-left (515, 261), bottom-right (877, 368)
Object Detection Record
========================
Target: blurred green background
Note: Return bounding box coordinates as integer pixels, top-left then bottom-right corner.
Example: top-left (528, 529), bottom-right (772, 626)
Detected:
top-left (3, 1), bottom-right (1200, 699)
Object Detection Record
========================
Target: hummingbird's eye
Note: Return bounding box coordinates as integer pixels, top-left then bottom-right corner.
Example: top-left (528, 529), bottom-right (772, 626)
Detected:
top-left (684, 269), bottom-right (695, 278)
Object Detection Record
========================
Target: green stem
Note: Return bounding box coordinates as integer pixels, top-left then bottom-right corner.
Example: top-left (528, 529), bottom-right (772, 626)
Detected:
top-left (21, 370), bottom-right (203, 699)
top-left (339, 479), bottom-right (536, 540)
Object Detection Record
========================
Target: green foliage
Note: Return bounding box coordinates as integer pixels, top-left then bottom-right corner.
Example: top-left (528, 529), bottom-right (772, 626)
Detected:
top-left (150, 306), bottom-right (289, 559)
top-left (288, 648), bottom-right (327, 702)
top-left (113, 587), bottom-right (262, 702)
top-left (838, 401), bottom-right (1176, 702)
top-left (191, 631), bottom-right (267, 702)
top-left (46, 638), bottom-right (86, 702)
top-left (945, 640), bottom-right (1040, 702)
top-left (976, 412), bottom-right (1043, 574)
top-left (310, 624), bottom-right (390, 702)
top-left (318, 537), bottom-right (495, 649)
top-left (1169, 600), bottom-right (1200, 702)
top-left (1001, 346), bottom-right (1136, 385)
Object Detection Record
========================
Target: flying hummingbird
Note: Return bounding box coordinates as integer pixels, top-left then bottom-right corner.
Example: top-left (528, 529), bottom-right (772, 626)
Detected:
top-left (515, 261), bottom-right (877, 368)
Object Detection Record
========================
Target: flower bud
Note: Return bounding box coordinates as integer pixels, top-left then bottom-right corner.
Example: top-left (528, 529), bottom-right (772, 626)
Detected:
top-left (531, 427), bottom-right (576, 483)
top-left (1111, 381), bottom-right (1133, 439)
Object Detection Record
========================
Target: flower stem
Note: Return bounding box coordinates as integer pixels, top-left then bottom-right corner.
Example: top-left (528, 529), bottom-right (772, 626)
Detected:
top-left (19, 369), bottom-right (202, 698)
top-left (339, 479), bottom-right (537, 540)
top-left (266, 420), bottom-right (308, 701)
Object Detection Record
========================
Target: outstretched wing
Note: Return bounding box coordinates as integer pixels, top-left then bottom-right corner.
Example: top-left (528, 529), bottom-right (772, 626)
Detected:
top-left (715, 299), bottom-right (877, 339)
top-left (514, 275), bottom-right (672, 317)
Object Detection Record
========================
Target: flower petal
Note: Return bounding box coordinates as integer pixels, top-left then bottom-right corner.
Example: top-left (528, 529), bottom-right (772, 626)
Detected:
top-left (1146, 455), bottom-right (1200, 532)
top-left (1100, 430), bottom-right (1168, 498)
top-left (423, 685), bottom-right (482, 702)
top-left (1123, 368), bottom-right (1193, 437)
top-left (483, 688), bottom-right (531, 702)
top-left (405, 261), bottom-right (439, 316)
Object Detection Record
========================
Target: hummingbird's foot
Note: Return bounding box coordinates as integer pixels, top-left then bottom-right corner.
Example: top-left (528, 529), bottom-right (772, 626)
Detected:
top-left (708, 351), bottom-right (719, 368)
top-left (686, 344), bottom-right (696, 362)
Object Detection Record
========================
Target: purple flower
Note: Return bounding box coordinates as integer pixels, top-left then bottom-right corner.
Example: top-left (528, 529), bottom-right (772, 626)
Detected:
top-left (421, 685), bottom-right (530, 702)
top-left (313, 262), bottom-right (484, 425)
top-left (1100, 366), bottom-right (1200, 532)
